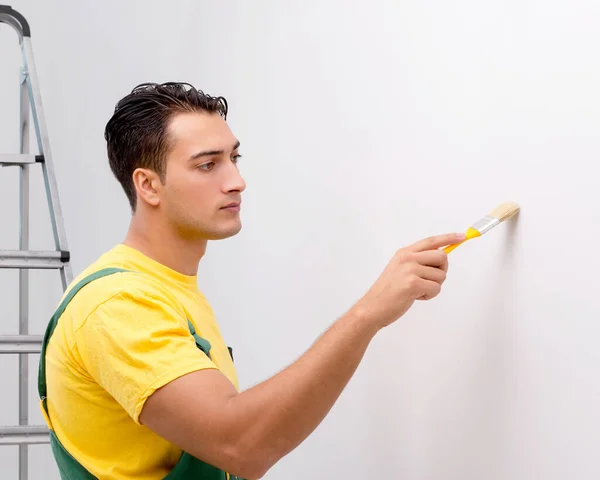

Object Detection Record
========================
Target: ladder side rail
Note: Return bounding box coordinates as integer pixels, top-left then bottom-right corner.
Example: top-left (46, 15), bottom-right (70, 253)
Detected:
top-left (19, 58), bottom-right (32, 480)
top-left (20, 37), bottom-right (73, 288)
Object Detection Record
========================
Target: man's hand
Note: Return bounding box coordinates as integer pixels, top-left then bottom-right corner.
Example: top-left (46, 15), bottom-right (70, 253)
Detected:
top-left (353, 232), bottom-right (466, 329)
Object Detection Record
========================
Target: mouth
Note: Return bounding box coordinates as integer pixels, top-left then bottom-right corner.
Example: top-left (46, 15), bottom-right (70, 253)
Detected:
top-left (221, 201), bottom-right (241, 212)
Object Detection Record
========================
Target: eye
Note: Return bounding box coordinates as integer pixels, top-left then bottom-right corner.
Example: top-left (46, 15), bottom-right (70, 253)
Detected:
top-left (232, 154), bottom-right (242, 165)
top-left (198, 161), bottom-right (215, 171)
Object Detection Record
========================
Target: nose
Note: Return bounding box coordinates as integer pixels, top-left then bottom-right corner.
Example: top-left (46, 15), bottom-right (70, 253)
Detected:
top-left (223, 161), bottom-right (246, 194)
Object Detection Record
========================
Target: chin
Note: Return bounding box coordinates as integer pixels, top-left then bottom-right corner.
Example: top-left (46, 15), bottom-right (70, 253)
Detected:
top-left (207, 222), bottom-right (243, 241)
top-left (177, 219), bottom-right (242, 241)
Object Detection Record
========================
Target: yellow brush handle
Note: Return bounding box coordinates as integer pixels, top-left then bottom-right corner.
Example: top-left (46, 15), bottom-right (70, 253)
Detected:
top-left (443, 240), bottom-right (465, 254)
top-left (443, 227), bottom-right (481, 254)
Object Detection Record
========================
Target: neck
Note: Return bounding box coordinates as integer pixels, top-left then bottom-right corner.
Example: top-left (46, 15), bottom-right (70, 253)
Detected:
top-left (123, 212), bottom-right (207, 276)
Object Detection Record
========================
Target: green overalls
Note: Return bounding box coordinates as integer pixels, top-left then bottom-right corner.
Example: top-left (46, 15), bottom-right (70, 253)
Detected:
top-left (38, 268), bottom-right (244, 480)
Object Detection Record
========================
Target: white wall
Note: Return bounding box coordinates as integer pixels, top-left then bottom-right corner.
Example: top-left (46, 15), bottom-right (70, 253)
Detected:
top-left (1, 0), bottom-right (600, 478)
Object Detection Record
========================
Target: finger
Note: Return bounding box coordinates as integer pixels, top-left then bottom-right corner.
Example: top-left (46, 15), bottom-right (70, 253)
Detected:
top-left (415, 250), bottom-right (448, 268)
top-left (411, 233), bottom-right (466, 253)
top-left (417, 265), bottom-right (446, 284)
top-left (416, 279), bottom-right (442, 300)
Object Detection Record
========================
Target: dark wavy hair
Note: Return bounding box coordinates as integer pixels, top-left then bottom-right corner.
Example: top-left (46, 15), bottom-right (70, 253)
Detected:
top-left (104, 82), bottom-right (228, 211)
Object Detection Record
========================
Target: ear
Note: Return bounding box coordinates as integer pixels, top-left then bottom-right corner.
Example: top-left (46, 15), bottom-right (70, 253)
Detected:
top-left (132, 168), bottom-right (162, 207)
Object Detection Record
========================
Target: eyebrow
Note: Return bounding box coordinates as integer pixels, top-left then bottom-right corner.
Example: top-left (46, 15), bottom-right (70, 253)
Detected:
top-left (189, 140), bottom-right (241, 160)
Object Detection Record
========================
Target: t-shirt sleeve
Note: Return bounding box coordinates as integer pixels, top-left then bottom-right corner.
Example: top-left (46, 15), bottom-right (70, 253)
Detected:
top-left (74, 285), bottom-right (218, 424)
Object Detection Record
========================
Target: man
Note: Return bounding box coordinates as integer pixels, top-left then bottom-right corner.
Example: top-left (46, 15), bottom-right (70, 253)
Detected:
top-left (39, 82), bottom-right (465, 479)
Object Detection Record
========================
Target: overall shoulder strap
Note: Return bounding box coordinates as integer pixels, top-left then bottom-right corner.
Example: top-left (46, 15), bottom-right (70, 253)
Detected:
top-left (38, 267), bottom-right (130, 406)
top-left (186, 318), bottom-right (212, 358)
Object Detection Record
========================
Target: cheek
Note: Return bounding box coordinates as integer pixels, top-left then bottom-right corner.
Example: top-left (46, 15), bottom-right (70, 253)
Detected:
top-left (165, 171), bottom-right (213, 207)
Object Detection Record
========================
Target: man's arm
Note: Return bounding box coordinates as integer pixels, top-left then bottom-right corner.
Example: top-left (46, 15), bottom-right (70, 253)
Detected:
top-left (141, 307), bottom-right (376, 479)
top-left (139, 232), bottom-right (465, 479)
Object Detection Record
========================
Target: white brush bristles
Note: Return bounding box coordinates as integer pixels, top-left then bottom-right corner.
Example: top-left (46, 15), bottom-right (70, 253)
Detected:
top-left (489, 201), bottom-right (520, 222)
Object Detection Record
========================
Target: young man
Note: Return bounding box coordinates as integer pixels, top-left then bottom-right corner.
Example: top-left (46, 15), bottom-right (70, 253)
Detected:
top-left (39, 82), bottom-right (465, 479)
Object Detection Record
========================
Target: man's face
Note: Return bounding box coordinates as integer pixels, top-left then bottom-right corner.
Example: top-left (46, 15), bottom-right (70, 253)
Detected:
top-left (159, 111), bottom-right (246, 240)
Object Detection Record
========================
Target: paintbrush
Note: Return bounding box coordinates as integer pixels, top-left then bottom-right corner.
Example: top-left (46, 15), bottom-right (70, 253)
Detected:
top-left (443, 201), bottom-right (520, 254)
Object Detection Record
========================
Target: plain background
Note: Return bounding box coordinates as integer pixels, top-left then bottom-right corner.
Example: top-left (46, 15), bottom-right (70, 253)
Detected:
top-left (1, 0), bottom-right (600, 478)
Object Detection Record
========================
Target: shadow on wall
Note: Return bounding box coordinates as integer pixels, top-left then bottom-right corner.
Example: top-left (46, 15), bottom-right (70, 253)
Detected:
top-left (421, 210), bottom-right (522, 480)
top-left (358, 209), bottom-right (523, 479)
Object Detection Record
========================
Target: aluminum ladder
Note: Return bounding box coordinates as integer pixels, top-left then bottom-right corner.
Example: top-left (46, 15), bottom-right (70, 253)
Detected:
top-left (0, 5), bottom-right (72, 479)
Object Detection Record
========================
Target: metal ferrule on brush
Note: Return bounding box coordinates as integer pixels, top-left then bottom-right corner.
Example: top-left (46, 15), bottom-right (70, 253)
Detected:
top-left (470, 215), bottom-right (500, 235)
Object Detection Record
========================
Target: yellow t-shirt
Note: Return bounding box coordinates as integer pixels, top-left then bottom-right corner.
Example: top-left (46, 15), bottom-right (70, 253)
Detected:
top-left (43, 244), bottom-right (239, 479)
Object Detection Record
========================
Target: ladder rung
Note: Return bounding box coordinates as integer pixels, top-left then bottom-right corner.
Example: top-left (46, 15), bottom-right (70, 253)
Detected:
top-left (0, 250), bottom-right (70, 269)
top-left (0, 335), bottom-right (43, 354)
top-left (0, 154), bottom-right (43, 165)
top-left (0, 425), bottom-right (49, 445)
